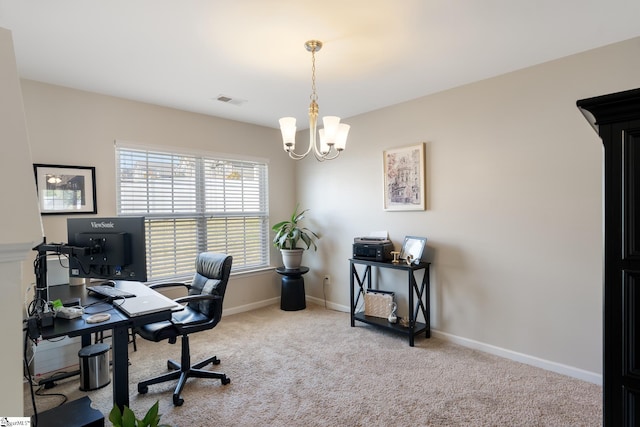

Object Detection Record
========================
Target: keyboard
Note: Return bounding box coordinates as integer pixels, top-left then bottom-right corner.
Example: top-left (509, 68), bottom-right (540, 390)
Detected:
top-left (87, 285), bottom-right (136, 300)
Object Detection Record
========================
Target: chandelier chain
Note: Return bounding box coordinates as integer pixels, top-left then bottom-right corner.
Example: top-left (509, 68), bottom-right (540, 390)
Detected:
top-left (310, 48), bottom-right (318, 103)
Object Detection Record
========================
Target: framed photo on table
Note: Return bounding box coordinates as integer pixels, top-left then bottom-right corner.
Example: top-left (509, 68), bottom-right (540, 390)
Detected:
top-left (33, 164), bottom-right (97, 215)
top-left (399, 236), bottom-right (427, 264)
top-left (383, 143), bottom-right (425, 211)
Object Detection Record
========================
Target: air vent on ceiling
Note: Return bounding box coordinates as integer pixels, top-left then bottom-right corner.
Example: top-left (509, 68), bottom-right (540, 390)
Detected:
top-left (215, 94), bottom-right (247, 106)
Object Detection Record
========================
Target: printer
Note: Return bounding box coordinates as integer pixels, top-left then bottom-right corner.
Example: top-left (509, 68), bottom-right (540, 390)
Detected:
top-left (353, 237), bottom-right (394, 261)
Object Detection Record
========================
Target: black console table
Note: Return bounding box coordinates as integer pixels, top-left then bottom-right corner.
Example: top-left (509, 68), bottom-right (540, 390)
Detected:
top-left (276, 266), bottom-right (309, 311)
top-left (349, 258), bottom-right (430, 346)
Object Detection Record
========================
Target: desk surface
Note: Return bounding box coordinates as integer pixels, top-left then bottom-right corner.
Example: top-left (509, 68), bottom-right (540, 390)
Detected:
top-left (43, 281), bottom-right (175, 340)
top-left (42, 281), bottom-right (176, 410)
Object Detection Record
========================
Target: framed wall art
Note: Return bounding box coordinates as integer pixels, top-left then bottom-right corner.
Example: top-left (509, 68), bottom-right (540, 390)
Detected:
top-left (33, 164), bottom-right (97, 215)
top-left (383, 143), bottom-right (425, 211)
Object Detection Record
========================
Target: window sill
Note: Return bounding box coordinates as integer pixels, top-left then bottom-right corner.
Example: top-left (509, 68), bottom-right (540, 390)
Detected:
top-left (230, 266), bottom-right (276, 278)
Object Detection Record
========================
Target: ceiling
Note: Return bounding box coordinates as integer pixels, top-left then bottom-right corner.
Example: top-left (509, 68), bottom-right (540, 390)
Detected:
top-left (2, 0), bottom-right (640, 130)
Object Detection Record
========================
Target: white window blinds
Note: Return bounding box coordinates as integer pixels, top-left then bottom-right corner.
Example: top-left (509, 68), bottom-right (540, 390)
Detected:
top-left (116, 144), bottom-right (269, 281)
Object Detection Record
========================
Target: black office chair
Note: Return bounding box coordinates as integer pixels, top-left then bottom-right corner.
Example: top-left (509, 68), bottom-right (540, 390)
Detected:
top-left (135, 252), bottom-right (232, 406)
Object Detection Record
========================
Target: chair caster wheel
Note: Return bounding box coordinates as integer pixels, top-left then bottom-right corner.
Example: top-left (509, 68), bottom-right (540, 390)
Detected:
top-left (138, 384), bottom-right (148, 394)
top-left (173, 395), bottom-right (184, 406)
top-left (222, 376), bottom-right (231, 385)
top-left (213, 358), bottom-right (221, 365)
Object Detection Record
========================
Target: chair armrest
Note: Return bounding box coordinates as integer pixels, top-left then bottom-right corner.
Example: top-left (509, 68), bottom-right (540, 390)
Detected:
top-left (148, 282), bottom-right (191, 292)
top-left (174, 294), bottom-right (221, 305)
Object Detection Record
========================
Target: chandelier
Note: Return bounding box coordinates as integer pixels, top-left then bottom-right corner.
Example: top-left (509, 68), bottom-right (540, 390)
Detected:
top-left (279, 40), bottom-right (350, 161)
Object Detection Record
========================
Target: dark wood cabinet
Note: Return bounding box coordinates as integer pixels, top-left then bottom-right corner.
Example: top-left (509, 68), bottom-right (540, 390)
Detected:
top-left (578, 88), bottom-right (640, 426)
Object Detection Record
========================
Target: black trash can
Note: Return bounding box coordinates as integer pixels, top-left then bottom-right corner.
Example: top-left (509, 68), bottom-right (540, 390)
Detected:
top-left (78, 343), bottom-right (111, 391)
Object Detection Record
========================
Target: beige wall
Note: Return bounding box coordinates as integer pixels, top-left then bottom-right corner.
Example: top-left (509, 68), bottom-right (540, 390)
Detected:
top-left (0, 27), bottom-right (44, 417)
top-left (300, 36), bottom-right (640, 379)
top-left (0, 29), bottom-right (43, 246)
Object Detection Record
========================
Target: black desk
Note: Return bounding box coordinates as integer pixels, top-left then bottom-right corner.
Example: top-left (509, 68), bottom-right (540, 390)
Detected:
top-left (275, 266), bottom-right (309, 311)
top-left (43, 281), bottom-right (176, 410)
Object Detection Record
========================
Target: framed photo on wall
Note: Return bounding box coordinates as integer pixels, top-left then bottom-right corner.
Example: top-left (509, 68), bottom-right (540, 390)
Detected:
top-left (383, 143), bottom-right (425, 211)
top-left (33, 164), bottom-right (97, 215)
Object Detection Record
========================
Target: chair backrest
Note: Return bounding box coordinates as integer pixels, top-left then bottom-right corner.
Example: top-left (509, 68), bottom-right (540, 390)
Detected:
top-left (188, 252), bottom-right (232, 321)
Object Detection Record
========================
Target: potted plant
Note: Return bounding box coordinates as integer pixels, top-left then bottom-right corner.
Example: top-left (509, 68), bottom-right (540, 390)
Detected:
top-left (109, 401), bottom-right (170, 427)
top-left (272, 204), bottom-right (319, 269)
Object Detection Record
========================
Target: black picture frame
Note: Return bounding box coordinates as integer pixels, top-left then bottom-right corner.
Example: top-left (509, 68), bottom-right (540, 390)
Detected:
top-left (399, 235), bottom-right (427, 263)
top-left (33, 164), bottom-right (97, 215)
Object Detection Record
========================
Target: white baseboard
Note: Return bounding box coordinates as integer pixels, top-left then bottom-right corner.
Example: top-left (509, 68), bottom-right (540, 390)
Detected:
top-left (430, 330), bottom-right (602, 385)
top-left (226, 296), bottom-right (602, 386)
top-left (224, 296), bottom-right (348, 315)
top-left (222, 297), bottom-right (280, 316)
top-left (306, 295), bottom-right (350, 312)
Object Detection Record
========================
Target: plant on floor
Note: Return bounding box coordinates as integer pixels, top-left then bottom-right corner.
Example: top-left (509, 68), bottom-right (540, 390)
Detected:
top-left (109, 401), bottom-right (170, 427)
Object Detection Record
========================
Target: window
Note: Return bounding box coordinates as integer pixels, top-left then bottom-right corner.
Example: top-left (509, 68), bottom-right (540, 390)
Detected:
top-left (116, 143), bottom-right (269, 281)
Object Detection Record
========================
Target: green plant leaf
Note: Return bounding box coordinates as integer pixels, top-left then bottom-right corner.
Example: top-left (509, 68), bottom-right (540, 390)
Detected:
top-left (140, 401), bottom-right (160, 427)
top-left (109, 405), bottom-right (123, 426)
top-left (271, 220), bottom-right (288, 231)
top-left (122, 406), bottom-right (137, 426)
top-left (271, 205), bottom-right (318, 250)
top-left (109, 401), bottom-right (165, 427)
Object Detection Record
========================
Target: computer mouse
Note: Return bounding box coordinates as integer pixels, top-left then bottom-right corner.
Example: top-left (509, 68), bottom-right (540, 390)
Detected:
top-left (104, 280), bottom-right (116, 287)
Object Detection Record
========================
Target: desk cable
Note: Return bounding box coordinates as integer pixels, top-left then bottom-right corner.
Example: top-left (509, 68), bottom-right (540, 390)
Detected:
top-left (23, 322), bottom-right (71, 426)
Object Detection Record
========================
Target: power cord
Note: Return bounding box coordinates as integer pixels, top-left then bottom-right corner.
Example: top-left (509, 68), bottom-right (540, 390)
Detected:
top-left (35, 385), bottom-right (67, 404)
top-left (321, 276), bottom-right (349, 314)
top-left (24, 326), bottom-right (75, 427)
top-left (24, 325), bottom-right (39, 426)
top-left (322, 276), bottom-right (329, 309)
top-left (82, 298), bottom-right (117, 315)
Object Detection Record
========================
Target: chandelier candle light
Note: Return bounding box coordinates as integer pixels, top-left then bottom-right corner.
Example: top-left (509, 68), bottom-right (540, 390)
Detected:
top-left (279, 40), bottom-right (350, 161)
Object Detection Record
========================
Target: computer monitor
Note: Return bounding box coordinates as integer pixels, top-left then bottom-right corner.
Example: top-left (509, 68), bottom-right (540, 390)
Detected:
top-left (67, 216), bottom-right (147, 282)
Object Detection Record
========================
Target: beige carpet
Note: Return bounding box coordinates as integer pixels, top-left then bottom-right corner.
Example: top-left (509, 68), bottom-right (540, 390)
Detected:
top-left (25, 303), bottom-right (602, 426)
